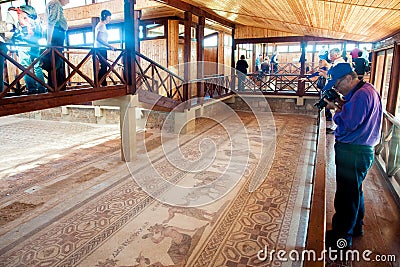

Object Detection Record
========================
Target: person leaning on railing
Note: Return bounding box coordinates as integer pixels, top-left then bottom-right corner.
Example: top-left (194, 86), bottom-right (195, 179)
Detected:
top-left (46, 0), bottom-right (69, 91)
top-left (323, 63), bottom-right (382, 250)
top-left (0, 32), bottom-right (7, 93)
top-left (300, 59), bottom-right (332, 121)
top-left (7, 5), bottom-right (46, 94)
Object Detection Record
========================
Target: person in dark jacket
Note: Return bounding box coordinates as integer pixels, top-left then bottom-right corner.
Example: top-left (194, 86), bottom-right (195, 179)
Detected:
top-left (236, 55), bottom-right (248, 91)
top-left (353, 51), bottom-right (368, 77)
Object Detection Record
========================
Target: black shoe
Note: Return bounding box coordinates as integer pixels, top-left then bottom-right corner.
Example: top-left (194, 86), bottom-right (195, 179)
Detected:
top-left (352, 226), bottom-right (364, 237)
top-left (326, 230), bottom-right (352, 250)
top-left (326, 128), bottom-right (335, 134)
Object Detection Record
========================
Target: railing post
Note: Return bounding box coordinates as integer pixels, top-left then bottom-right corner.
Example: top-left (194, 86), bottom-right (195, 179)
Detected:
top-left (124, 0), bottom-right (136, 94)
top-left (298, 41), bottom-right (307, 96)
top-left (386, 42), bottom-right (400, 115)
top-left (197, 16), bottom-right (205, 100)
top-left (183, 11), bottom-right (192, 103)
top-left (51, 48), bottom-right (58, 91)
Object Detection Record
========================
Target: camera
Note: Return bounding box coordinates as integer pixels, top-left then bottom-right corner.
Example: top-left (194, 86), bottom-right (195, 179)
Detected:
top-left (314, 89), bottom-right (340, 110)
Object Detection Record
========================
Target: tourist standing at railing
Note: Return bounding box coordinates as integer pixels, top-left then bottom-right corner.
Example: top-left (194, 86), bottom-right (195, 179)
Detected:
top-left (46, 0), bottom-right (69, 91)
top-left (353, 51), bottom-right (368, 77)
top-left (318, 45), bottom-right (329, 61)
top-left (270, 51), bottom-right (279, 74)
top-left (318, 48), bottom-right (347, 79)
top-left (301, 59), bottom-right (332, 120)
top-left (261, 57), bottom-right (270, 74)
top-left (255, 54), bottom-right (262, 72)
top-left (323, 63), bottom-right (382, 250)
top-left (94, 10), bottom-right (114, 87)
top-left (7, 5), bottom-right (46, 94)
top-left (350, 47), bottom-right (360, 62)
top-left (329, 48), bottom-right (346, 67)
top-left (0, 34), bottom-right (7, 93)
top-left (257, 57), bottom-right (270, 80)
top-left (235, 55), bottom-right (248, 91)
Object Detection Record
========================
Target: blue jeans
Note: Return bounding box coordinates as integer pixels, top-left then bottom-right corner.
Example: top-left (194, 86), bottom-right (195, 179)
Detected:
top-left (19, 49), bottom-right (46, 94)
top-left (332, 142), bottom-right (374, 244)
top-left (0, 43), bottom-right (7, 93)
top-left (48, 27), bottom-right (66, 91)
top-left (237, 72), bottom-right (246, 91)
top-left (97, 49), bottom-right (108, 86)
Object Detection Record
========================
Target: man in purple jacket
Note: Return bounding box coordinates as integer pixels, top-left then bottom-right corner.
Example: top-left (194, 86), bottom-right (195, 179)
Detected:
top-left (323, 63), bottom-right (382, 250)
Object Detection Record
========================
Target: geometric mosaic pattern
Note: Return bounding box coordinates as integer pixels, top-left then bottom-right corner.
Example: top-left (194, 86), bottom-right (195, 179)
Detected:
top-left (0, 113), bottom-right (316, 267)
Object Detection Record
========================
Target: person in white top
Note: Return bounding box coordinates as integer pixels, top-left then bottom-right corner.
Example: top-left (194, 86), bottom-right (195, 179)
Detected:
top-left (329, 48), bottom-right (346, 66)
top-left (94, 9), bottom-right (113, 86)
top-left (319, 48), bottom-right (347, 79)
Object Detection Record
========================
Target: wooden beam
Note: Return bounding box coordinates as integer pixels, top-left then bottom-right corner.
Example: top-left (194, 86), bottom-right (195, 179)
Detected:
top-left (197, 16), bottom-right (205, 97)
top-left (386, 42), bottom-right (400, 115)
top-left (183, 11), bottom-right (191, 102)
top-left (124, 0), bottom-right (136, 94)
top-left (153, 0), bottom-right (235, 28)
top-left (168, 20), bottom-right (179, 67)
top-left (298, 41), bottom-right (307, 96)
top-left (0, 87), bottom-right (127, 117)
top-left (137, 89), bottom-right (183, 112)
top-left (380, 50), bottom-right (388, 99)
top-left (370, 50), bottom-right (378, 85)
top-left (235, 36), bottom-right (350, 45)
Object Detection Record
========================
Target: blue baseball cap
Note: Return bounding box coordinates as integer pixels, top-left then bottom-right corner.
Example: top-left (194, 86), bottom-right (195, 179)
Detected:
top-left (322, 63), bottom-right (354, 91)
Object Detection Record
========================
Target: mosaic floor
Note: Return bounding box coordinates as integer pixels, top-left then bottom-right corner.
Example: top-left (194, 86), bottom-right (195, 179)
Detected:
top-left (0, 112), bottom-right (317, 267)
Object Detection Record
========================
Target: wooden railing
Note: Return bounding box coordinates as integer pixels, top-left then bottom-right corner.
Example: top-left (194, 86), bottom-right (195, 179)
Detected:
top-left (0, 42), bottom-right (320, 116)
top-left (134, 51), bottom-right (185, 101)
top-left (0, 43), bottom-right (128, 116)
top-left (198, 74), bottom-right (235, 98)
top-left (305, 109), bottom-right (327, 267)
top-left (375, 110), bottom-right (400, 200)
top-left (245, 73), bottom-right (320, 96)
top-left (1, 44), bottom-right (126, 97)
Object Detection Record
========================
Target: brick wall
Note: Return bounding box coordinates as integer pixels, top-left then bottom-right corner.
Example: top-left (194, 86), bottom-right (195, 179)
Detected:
top-left (228, 96), bottom-right (319, 115)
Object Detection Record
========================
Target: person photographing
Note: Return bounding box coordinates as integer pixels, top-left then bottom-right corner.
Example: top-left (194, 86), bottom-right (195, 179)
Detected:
top-left (323, 63), bottom-right (382, 250)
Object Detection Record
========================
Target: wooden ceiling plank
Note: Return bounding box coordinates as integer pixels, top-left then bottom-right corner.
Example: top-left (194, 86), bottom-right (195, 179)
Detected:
top-left (154, 0), bottom-right (235, 28)
top-left (138, 0), bottom-right (399, 42)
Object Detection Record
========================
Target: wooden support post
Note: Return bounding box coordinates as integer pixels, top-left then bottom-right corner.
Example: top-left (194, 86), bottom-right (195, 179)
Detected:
top-left (312, 42), bottom-right (316, 68)
top-left (252, 44), bottom-right (257, 73)
top-left (124, 0), bottom-right (136, 95)
top-left (386, 42), bottom-right (400, 115)
top-left (370, 50), bottom-right (378, 85)
top-left (120, 95), bottom-right (137, 162)
top-left (342, 41), bottom-right (347, 60)
top-left (197, 16), bottom-right (205, 98)
top-left (168, 20), bottom-right (179, 68)
top-left (183, 11), bottom-right (192, 103)
top-left (134, 11), bottom-right (141, 54)
top-left (380, 50), bottom-right (388, 97)
top-left (298, 41), bottom-right (307, 96)
top-left (231, 28), bottom-right (236, 91)
top-left (218, 32), bottom-right (224, 73)
top-left (91, 17), bottom-right (99, 45)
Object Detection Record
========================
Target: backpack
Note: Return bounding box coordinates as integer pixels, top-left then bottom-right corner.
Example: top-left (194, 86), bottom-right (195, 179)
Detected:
top-left (8, 5), bottom-right (42, 43)
top-left (316, 76), bottom-right (326, 89)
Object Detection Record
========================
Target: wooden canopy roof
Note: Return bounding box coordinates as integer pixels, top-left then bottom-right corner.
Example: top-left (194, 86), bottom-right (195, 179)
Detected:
top-left (138, 0), bottom-right (400, 43)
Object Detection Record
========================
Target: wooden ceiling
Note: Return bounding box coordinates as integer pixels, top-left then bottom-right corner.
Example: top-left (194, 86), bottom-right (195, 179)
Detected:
top-left (138, 0), bottom-right (400, 43)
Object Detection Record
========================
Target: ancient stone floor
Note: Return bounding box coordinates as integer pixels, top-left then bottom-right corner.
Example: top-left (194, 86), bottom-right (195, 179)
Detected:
top-left (0, 112), bottom-right (356, 267)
